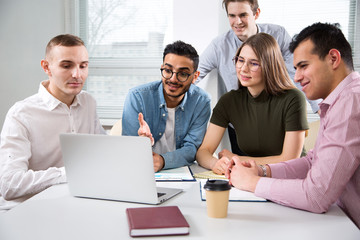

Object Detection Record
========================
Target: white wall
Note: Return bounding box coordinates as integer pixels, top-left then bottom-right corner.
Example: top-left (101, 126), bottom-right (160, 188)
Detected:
top-left (0, 0), bottom-right (65, 129)
top-left (173, 0), bottom-right (229, 106)
top-left (173, 0), bottom-right (231, 151)
top-left (0, 0), bottom-right (230, 130)
top-left (173, 0), bottom-right (229, 54)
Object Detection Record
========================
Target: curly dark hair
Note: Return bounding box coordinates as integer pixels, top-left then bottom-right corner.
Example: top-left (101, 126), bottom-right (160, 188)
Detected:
top-left (163, 41), bottom-right (199, 70)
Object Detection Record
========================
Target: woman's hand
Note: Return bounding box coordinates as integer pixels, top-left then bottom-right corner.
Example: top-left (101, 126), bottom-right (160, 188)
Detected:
top-left (211, 156), bottom-right (231, 175)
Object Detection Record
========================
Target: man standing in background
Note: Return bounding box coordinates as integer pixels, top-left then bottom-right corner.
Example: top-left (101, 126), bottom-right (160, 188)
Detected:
top-left (197, 0), bottom-right (321, 154)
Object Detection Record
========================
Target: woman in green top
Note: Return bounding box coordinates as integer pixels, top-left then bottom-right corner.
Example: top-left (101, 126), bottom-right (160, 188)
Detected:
top-left (196, 33), bottom-right (308, 175)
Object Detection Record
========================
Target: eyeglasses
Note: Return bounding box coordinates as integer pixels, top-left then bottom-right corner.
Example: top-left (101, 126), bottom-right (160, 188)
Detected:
top-left (232, 56), bottom-right (261, 72)
top-left (160, 68), bottom-right (195, 82)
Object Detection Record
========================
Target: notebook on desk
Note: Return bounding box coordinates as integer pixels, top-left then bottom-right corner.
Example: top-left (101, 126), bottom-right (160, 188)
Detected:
top-left (59, 133), bottom-right (182, 204)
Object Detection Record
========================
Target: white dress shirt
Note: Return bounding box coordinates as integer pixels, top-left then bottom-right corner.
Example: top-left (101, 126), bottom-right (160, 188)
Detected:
top-left (0, 80), bottom-right (105, 211)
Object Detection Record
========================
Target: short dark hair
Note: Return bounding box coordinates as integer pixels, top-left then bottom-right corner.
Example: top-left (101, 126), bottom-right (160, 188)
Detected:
top-left (289, 22), bottom-right (354, 70)
top-left (45, 34), bottom-right (85, 58)
top-left (222, 0), bottom-right (259, 15)
top-left (163, 40), bottom-right (199, 70)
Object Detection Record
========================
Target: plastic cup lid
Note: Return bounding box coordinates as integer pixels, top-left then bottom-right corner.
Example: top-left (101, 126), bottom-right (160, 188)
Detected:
top-left (204, 179), bottom-right (231, 191)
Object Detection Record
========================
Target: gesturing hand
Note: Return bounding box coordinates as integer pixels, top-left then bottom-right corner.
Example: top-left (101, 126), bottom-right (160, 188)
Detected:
top-left (138, 112), bottom-right (154, 146)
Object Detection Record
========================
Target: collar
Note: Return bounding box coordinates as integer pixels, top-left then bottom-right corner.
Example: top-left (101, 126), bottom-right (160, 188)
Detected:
top-left (38, 80), bottom-right (82, 111)
top-left (319, 72), bottom-right (359, 116)
top-left (157, 81), bottom-right (188, 112)
top-left (256, 24), bottom-right (262, 33)
top-left (246, 88), bottom-right (270, 103)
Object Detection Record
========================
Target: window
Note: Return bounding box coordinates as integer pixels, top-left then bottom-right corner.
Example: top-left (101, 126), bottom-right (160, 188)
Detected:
top-left (257, 0), bottom-right (359, 72)
top-left (69, 0), bottom-right (173, 123)
top-left (67, 0), bottom-right (359, 123)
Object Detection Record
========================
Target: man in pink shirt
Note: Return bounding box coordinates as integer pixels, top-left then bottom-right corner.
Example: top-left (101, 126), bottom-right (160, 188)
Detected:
top-left (226, 22), bottom-right (360, 228)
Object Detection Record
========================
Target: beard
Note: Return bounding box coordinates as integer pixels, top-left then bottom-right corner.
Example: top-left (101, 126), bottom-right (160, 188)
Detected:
top-left (163, 80), bottom-right (191, 98)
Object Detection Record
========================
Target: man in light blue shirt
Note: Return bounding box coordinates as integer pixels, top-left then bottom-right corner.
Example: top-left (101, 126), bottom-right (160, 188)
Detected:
top-left (197, 0), bottom-right (321, 154)
top-left (122, 41), bottom-right (211, 171)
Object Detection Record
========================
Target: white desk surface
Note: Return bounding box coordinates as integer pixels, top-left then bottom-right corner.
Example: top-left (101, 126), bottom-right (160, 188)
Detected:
top-left (0, 168), bottom-right (359, 240)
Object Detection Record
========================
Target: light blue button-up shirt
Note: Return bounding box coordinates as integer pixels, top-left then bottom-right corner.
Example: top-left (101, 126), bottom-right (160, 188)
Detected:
top-left (197, 23), bottom-right (321, 113)
top-left (122, 81), bottom-right (211, 169)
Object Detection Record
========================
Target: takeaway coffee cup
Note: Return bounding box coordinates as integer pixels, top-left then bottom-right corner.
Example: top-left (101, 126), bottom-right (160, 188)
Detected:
top-left (204, 179), bottom-right (231, 218)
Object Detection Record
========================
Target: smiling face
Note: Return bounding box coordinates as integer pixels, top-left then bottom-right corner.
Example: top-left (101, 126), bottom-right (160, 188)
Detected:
top-left (293, 39), bottom-right (335, 100)
top-left (161, 53), bottom-right (199, 108)
top-left (41, 45), bottom-right (89, 106)
top-left (227, 1), bottom-right (259, 42)
top-left (236, 45), bottom-right (264, 96)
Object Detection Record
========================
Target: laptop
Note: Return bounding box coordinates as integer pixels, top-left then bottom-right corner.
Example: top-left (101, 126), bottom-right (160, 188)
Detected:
top-left (59, 133), bottom-right (182, 204)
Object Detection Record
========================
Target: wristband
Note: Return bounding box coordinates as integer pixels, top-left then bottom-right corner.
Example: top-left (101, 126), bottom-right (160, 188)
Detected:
top-left (259, 164), bottom-right (267, 177)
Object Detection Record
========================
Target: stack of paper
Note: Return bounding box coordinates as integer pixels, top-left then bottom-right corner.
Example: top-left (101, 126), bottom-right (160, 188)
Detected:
top-left (155, 166), bottom-right (195, 181)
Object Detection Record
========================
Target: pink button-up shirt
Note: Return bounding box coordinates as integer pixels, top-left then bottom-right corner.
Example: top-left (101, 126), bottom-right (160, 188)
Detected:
top-left (255, 71), bottom-right (360, 228)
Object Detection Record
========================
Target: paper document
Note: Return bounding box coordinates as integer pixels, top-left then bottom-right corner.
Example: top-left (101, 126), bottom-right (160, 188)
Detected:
top-left (199, 179), bottom-right (266, 202)
top-left (155, 166), bottom-right (195, 181)
top-left (193, 170), bottom-right (226, 180)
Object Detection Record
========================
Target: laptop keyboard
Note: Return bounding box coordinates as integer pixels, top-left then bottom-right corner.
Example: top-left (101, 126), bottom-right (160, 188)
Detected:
top-left (157, 192), bottom-right (166, 197)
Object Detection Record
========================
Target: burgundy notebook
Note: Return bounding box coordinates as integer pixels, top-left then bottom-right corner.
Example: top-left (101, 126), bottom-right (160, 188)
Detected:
top-left (126, 206), bottom-right (190, 237)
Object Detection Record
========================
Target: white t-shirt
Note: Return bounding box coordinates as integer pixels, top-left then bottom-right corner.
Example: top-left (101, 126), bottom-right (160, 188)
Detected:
top-left (153, 107), bottom-right (176, 155)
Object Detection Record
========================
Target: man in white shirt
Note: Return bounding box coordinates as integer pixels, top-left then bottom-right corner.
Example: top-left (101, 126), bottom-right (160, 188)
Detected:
top-left (0, 34), bottom-right (105, 211)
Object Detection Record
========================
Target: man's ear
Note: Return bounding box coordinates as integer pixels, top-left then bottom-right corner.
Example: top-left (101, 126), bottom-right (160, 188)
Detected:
top-left (192, 71), bottom-right (200, 84)
top-left (254, 8), bottom-right (261, 20)
top-left (328, 49), bottom-right (341, 69)
top-left (41, 59), bottom-right (52, 76)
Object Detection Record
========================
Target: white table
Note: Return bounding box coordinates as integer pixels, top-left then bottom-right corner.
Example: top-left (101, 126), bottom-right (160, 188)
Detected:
top-left (0, 178), bottom-right (358, 240)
